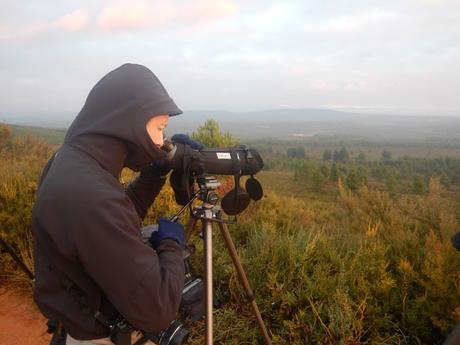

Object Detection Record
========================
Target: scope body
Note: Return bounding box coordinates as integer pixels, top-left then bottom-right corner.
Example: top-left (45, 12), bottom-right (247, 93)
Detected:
top-left (164, 141), bottom-right (264, 177)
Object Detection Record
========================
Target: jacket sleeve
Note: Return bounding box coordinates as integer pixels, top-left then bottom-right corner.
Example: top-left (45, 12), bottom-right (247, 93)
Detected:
top-left (125, 167), bottom-right (166, 220)
top-left (72, 191), bottom-right (185, 332)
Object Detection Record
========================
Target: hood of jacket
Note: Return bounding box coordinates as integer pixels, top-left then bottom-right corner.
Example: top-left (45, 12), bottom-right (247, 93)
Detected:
top-left (64, 63), bottom-right (182, 177)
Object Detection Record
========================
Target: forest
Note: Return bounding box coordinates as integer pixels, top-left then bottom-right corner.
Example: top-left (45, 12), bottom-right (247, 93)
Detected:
top-left (1, 120), bottom-right (460, 344)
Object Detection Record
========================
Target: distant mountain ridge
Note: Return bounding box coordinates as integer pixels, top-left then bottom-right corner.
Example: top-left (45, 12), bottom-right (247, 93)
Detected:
top-left (2, 108), bottom-right (460, 140)
top-left (176, 109), bottom-right (460, 140)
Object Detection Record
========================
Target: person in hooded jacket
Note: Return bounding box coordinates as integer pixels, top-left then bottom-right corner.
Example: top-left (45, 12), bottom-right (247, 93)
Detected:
top-left (32, 64), bottom-right (197, 345)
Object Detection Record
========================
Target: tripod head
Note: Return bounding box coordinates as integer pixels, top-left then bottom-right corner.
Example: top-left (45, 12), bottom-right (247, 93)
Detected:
top-left (168, 175), bottom-right (215, 218)
top-left (195, 176), bottom-right (221, 206)
top-left (169, 174), bottom-right (234, 226)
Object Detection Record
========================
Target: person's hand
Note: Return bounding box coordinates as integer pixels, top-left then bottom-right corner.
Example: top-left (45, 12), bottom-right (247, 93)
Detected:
top-left (146, 159), bottom-right (171, 177)
top-left (149, 218), bottom-right (185, 248)
top-left (144, 135), bottom-right (203, 177)
top-left (171, 134), bottom-right (204, 150)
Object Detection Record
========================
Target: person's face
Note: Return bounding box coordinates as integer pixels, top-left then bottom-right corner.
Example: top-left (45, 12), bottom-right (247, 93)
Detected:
top-left (146, 114), bottom-right (169, 147)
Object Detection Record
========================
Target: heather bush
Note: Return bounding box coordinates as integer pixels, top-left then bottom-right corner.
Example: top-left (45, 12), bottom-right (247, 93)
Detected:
top-left (187, 181), bottom-right (460, 344)
top-left (0, 125), bottom-right (54, 287)
top-left (1, 123), bottom-right (460, 344)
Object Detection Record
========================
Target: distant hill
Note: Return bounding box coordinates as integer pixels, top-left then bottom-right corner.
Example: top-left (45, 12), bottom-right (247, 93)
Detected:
top-left (3, 108), bottom-right (460, 141)
top-left (172, 109), bottom-right (460, 141)
top-left (8, 125), bottom-right (66, 145)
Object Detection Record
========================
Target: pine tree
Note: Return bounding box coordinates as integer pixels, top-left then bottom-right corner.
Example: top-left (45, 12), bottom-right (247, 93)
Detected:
top-left (345, 169), bottom-right (360, 192)
top-left (333, 147), bottom-right (349, 162)
top-left (191, 119), bottom-right (238, 147)
top-left (412, 175), bottom-right (425, 194)
top-left (356, 152), bottom-right (366, 164)
top-left (330, 163), bottom-right (339, 182)
top-left (311, 169), bottom-right (326, 192)
top-left (338, 147), bottom-right (349, 162)
top-left (381, 150), bottom-right (392, 163)
top-left (296, 146), bottom-right (306, 158)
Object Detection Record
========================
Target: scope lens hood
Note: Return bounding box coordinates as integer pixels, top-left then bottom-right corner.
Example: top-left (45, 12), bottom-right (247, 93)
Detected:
top-left (245, 176), bottom-right (263, 201)
top-left (221, 187), bottom-right (250, 215)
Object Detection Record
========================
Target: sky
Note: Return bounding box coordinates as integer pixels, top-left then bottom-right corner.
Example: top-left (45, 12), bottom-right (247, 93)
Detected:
top-left (1, 0), bottom-right (459, 118)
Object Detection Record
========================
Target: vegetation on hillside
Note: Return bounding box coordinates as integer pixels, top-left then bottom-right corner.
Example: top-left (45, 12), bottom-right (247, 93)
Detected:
top-left (0, 124), bottom-right (54, 287)
top-left (1, 121), bottom-right (459, 344)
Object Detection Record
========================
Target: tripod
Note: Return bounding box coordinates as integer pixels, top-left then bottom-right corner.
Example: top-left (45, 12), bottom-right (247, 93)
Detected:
top-left (180, 177), bottom-right (272, 345)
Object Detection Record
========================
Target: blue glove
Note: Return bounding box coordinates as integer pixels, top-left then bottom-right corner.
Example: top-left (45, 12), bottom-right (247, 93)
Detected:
top-left (148, 159), bottom-right (171, 177)
top-left (171, 134), bottom-right (204, 150)
top-left (149, 218), bottom-right (185, 248)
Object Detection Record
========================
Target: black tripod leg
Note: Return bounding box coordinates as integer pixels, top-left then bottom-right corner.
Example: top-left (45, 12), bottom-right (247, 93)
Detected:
top-left (0, 236), bottom-right (34, 281)
top-left (217, 222), bottom-right (272, 345)
top-left (185, 217), bottom-right (198, 242)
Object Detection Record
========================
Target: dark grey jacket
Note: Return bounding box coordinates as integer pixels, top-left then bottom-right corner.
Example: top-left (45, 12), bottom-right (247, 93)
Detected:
top-left (32, 64), bottom-right (185, 340)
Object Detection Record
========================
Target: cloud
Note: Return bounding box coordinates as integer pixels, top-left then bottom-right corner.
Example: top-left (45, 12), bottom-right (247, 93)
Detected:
top-left (181, 0), bottom-right (238, 25)
top-left (345, 80), bottom-right (369, 90)
top-left (324, 17), bottom-right (360, 33)
top-left (98, 0), bottom-right (238, 32)
top-left (1, 0), bottom-right (460, 115)
top-left (0, 23), bottom-right (9, 38)
top-left (16, 9), bottom-right (89, 38)
top-left (417, 0), bottom-right (459, 6)
top-left (309, 79), bottom-right (340, 91)
top-left (54, 9), bottom-right (89, 32)
top-left (323, 7), bottom-right (397, 34)
top-left (98, 1), bottom-right (173, 31)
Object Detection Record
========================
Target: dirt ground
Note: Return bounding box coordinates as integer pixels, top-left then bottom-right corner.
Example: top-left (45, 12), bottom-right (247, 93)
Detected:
top-left (0, 287), bottom-right (51, 345)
